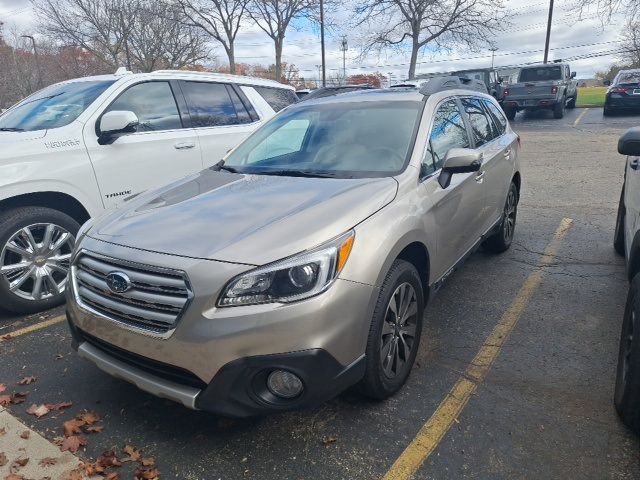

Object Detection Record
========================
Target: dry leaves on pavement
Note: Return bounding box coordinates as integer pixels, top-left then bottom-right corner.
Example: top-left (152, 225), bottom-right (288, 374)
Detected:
top-left (0, 452), bottom-right (7, 467)
top-left (17, 377), bottom-right (36, 386)
top-left (18, 431), bottom-right (29, 439)
top-left (0, 392), bottom-right (27, 407)
top-left (134, 467), bottom-right (161, 480)
top-left (39, 457), bottom-right (58, 467)
top-left (25, 404), bottom-right (49, 418)
top-left (121, 445), bottom-right (141, 463)
top-left (60, 435), bottom-right (87, 453)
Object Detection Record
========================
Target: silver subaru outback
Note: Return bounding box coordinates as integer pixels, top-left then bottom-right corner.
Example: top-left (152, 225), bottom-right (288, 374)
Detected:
top-left (66, 77), bottom-right (521, 416)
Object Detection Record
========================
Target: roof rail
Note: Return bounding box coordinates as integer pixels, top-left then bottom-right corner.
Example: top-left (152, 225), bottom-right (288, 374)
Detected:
top-left (418, 76), bottom-right (488, 96)
top-left (114, 66), bottom-right (132, 75)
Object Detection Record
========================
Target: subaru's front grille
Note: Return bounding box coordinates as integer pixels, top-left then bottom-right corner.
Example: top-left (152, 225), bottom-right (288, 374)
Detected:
top-left (73, 251), bottom-right (191, 335)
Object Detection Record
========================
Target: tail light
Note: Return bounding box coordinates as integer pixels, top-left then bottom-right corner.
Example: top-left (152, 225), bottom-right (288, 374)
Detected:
top-left (610, 87), bottom-right (627, 94)
top-left (551, 86), bottom-right (558, 94)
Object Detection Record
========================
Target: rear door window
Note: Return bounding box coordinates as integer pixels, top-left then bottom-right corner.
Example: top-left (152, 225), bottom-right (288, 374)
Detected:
top-left (105, 81), bottom-right (182, 132)
top-left (461, 97), bottom-right (496, 147)
top-left (483, 99), bottom-right (507, 135)
top-left (253, 87), bottom-right (298, 112)
top-left (181, 81), bottom-right (240, 127)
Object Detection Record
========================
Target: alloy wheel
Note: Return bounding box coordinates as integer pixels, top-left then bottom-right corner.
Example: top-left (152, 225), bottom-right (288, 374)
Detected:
top-left (0, 223), bottom-right (75, 301)
top-left (503, 188), bottom-right (517, 242)
top-left (622, 309), bottom-right (636, 388)
top-left (380, 282), bottom-right (419, 379)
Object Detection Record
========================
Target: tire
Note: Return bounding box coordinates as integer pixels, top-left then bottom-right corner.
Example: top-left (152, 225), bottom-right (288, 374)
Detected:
top-left (0, 207), bottom-right (79, 314)
top-left (604, 106), bottom-right (614, 117)
top-left (614, 273), bottom-right (640, 434)
top-left (359, 259), bottom-right (424, 399)
top-left (504, 107), bottom-right (516, 121)
top-left (553, 98), bottom-right (566, 119)
top-left (615, 187), bottom-right (626, 257)
top-left (483, 182), bottom-right (519, 253)
top-left (567, 94), bottom-right (577, 109)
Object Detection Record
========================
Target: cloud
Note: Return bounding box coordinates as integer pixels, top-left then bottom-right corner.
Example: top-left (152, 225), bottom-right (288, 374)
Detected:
top-left (0, 0), bottom-right (623, 79)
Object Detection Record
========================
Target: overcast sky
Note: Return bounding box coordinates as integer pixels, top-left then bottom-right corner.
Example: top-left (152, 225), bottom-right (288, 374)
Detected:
top-left (0, 0), bottom-right (624, 81)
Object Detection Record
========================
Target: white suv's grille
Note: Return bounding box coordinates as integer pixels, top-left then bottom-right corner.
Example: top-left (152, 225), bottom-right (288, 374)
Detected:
top-left (73, 252), bottom-right (191, 334)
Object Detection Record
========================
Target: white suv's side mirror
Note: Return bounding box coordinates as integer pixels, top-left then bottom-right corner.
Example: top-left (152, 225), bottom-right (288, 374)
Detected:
top-left (438, 148), bottom-right (483, 189)
top-left (98, 110), bottom-right (139, 145)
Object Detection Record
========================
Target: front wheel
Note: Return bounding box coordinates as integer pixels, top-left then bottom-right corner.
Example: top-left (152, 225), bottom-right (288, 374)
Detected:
top-left (567, 95), bottom-right (577, 109)
top-left (359, 260), bottom-right (424, 399)
top-left (483, 182), bottom-right (519, 253)
top-left (0, 207), bottom-right (79, 314)
top-left (615, 274), bottom-right (640, 434)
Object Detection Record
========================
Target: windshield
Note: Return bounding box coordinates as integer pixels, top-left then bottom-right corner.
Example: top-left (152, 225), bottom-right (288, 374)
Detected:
top-left (0, 80), bottom-right (115, 132)
top-left (223, 100), bottom-right (423, 178)
top-left (616, 71), bottom-right (640, 85)
top-left (519, 66), bottom-right (562, 82)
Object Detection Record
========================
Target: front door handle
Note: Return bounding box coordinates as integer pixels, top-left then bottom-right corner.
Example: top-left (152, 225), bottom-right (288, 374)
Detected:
top-left (504, 150), bottom-right (511, 159)
top-left (475, 171), bottom-right (485, 183)
top-left (174, 142), bottom-right (195, 150)
top-left (631, 158), bottom-right (640, 171)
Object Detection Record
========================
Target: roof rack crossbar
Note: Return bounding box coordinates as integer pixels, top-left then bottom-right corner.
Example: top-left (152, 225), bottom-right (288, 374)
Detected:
top-left (418, 75), bottom-right (488, 96)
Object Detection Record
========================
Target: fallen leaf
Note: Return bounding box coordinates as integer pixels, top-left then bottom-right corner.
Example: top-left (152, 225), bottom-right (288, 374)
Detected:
top-left (39, 457), bottom-right (58, 467)
top-left (19, 431), bottom-right (29, 439)
top-left (1, 334), bottom-right (13, 341)
top-left (77, 411), bottom-right (100, 425)
top-left (141, 457), bottom-right (155, 466)
top-left (63, 419), bottom-right (85, 437)
top-left (10, 457), bottom-right (29, 472)
top-left (4, 474), bottom-right (24, 480)
top-left (0, 384), bottom-right (6, 393)
top-left (105, 473), bottom-right (121, 480)
top-left (0, 452), bottom-right (7, 466)
top-left (26, 404), bottom-right (50, 418)
top-left (0, 427), bottom-right (6, 436)
top-left (96, 451), bottom-right (121, 468)
top-left (10, 393), bottom-right (27, 405)
top-left (0, 395), bottom-right (10, 406)
top-left (17, 377), bottom-right (36, 386)
top-left (45, 401), bottom-right (73, 411)
top-left (122, 445), bottom-right (141, 462)
top-left (60, 435), bottom-right (86, 453)
top-left (65, 468), bottom-right (84, 480)
top-left (84, 425), bottom-right (104, 434)
top-left (81, 461), bottom-right (105, 476)
top-left (321, 436), bottom-right (337, 446)
top-left (134, 467), bottom-right (161, 480)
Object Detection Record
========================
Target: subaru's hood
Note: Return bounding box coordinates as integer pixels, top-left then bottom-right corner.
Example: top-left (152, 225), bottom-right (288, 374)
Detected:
top-left (90, 169), bottom-right (398, 265)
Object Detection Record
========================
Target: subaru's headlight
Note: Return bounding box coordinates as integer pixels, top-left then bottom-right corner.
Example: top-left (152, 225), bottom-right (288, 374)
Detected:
top-left (218, 231), bottom-right (355, 307)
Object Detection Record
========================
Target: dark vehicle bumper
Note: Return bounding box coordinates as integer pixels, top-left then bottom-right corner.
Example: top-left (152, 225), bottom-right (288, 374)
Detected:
top-left (67, 314), bottom-right (365, 417)
top-left (606, 95), bottom-right (640, 110)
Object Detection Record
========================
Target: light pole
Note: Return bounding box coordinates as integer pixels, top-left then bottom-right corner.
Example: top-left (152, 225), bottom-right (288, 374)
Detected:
top-left (489, 47), bottom-right (498, 69)
top-left (319, 0), bottom-right (326, 87)
top-left (340, 36), bottom-right (348, 83)
top-left (543, 0), bottom-right (554, 64)
top-left (21, 35), bottom-right (41, 89)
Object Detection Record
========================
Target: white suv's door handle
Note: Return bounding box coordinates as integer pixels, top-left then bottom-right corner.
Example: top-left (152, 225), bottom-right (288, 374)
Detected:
top-left (475, 171), bottom-right (485, 183)
top-left (504, 150), bottom-right (511, 159)
top-left (174, 142), bottom-right (195, 150)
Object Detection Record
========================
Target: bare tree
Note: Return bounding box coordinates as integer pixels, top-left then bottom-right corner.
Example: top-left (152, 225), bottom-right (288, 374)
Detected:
top-left (574, 0), bottom-right (638, 23)
top-left (354, 0), bottom-right (506, 79)
top-left (173, 0), bottom-right (249, 74)
top-left (33, 0), bottom-right (209, 72)
top-left (621, 20), bottom-right (640, 67)
top-left (249, 0), bottom-right (317, 82)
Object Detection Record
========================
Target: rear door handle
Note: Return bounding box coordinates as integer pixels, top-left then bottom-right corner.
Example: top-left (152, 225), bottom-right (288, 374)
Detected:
top-left (475, 171), bottom-right (485, 183)
top-left (174, 142), bottom-right (195, 150)
top-left (504, 150), bottom-right (511, 159)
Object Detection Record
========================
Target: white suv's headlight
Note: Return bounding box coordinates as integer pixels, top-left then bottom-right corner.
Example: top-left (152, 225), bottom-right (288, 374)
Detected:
top-left (218, 231), bottom-right (355, 307)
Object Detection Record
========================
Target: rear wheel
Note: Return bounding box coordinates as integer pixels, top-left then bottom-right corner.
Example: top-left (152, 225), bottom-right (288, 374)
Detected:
top-left (615, 187), bottom-right (626, 257)
top-left (483, 182), bottom-right (518, 253)
top-left (359, 260), bottom-right (424, 399)
top-left (504, 107), bottom-right (516, 121)
top-left (0, 207), bottom-right (79, 314)
top-left (567, 94), bottom-right (577, 109)
top-left (615, 274), bottom-right (640, 434)
top-left (553, 98), bottom-right (566, 119)
top-left (604, 105), bottom-right (614, 117)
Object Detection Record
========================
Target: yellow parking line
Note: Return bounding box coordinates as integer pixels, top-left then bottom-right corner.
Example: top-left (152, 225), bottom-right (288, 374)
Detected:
top-left (383, 218), bottom-right (574, 480)
top-left (573, 108), bottom-right (589, 127)
top-left (1, 314), bottom-right (66, 340)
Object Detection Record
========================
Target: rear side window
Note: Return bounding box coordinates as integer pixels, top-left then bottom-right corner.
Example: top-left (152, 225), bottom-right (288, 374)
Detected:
top-left (462, 97), bottom-right (495, 147)
top-left (181, 81), bottom-right (240, 127)
top-left (254, 86), bottom-right (298, 112)
top-left (424, 99), bottom-right (470, 174)
top-left (106, 81), bottom-right (182, 132)
top-left (483, 99), bottom-right (507, 135)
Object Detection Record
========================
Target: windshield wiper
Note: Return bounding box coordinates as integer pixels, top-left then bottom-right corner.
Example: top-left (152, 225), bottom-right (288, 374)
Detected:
top-left (257, 169), bottom-right (341, 178)
top-left (211, 160), bottom-right (240, 173)
top-left (0, 127), bottom-right (24, 132)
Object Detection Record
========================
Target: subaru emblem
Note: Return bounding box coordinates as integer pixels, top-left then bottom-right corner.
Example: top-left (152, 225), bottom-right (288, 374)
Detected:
top-left (106, 271), bottom-right (131, 294)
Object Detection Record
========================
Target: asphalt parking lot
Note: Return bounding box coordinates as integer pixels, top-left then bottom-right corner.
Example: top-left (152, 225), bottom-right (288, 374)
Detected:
top-left (1, 107), bottom-right (640, 479)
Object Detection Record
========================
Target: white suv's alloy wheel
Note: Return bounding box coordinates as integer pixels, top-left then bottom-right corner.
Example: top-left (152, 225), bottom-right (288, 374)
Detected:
top-left (0, 223), bottom-right (75, 301)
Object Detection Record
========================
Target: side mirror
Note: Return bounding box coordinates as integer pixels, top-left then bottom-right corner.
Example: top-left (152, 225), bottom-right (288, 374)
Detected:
top-left (619, 127), bottom-right (640, 156)
top-left (603, 80), bottom-right (611, 86)
top-left (570, 71), bottom-right (577, 79)
top-left (98, 110), bottom-right (139, 145)
top-left (438, 148), bottom-right (483, 189)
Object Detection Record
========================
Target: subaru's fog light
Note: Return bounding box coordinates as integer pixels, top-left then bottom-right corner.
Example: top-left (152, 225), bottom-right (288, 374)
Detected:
top-left (267, 370), bottom-right (303, 399)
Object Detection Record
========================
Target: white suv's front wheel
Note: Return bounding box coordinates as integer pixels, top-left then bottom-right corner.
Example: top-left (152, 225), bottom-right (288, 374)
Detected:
top-left (0, 207), bottom-right (78, 314)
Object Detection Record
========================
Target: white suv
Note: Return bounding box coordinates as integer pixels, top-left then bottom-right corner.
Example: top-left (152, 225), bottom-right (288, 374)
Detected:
top-left (0, 69), bottom-right (297, 314)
